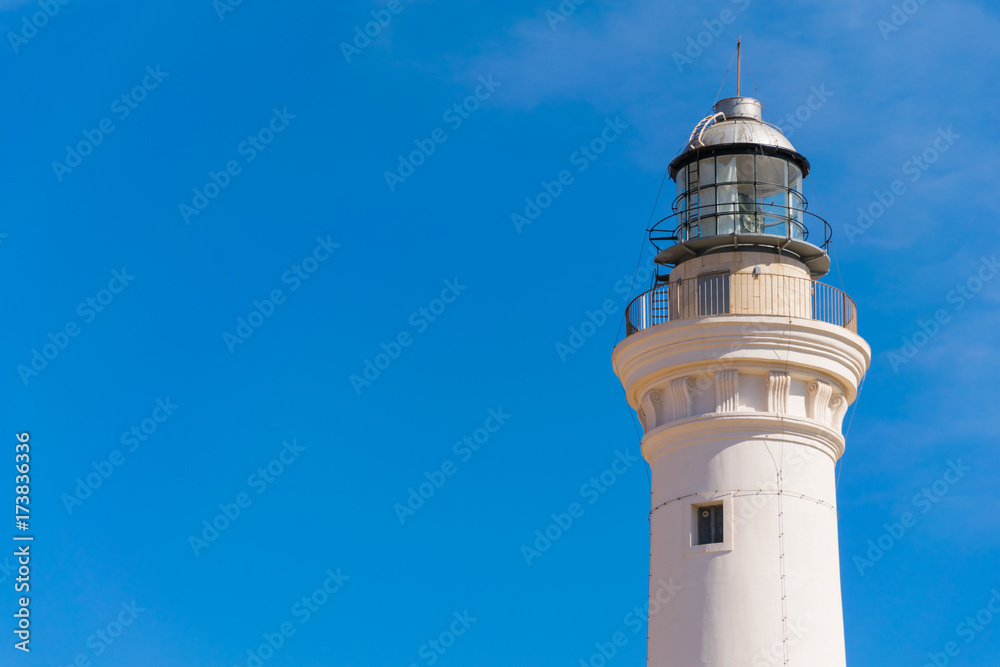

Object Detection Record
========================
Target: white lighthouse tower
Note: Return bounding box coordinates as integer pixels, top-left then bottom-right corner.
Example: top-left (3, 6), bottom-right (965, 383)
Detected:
top-left (612, 83), bottom-right (870, 665)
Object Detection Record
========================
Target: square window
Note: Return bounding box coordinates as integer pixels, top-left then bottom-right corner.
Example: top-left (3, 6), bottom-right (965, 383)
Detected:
top-left (684, 494), bottom-right (734, 556)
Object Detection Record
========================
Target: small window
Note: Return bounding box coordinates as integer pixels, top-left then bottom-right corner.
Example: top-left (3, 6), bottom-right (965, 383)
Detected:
top-left (684, 494), bottom-right (733, 555)
top-left (696, 504), bottom-right (724, 545)
top-left (697, 272), bottom-right (730, 316)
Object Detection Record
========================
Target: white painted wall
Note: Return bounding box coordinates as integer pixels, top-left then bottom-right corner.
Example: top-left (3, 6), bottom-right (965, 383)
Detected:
top-left (613, 313), bottom-right (870, 667)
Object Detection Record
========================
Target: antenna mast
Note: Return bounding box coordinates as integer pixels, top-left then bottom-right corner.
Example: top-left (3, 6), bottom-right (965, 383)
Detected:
top-left (736, 36), bottom-right (742, 97)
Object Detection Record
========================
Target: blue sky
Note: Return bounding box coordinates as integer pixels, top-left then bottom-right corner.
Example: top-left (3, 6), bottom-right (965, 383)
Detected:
top-left (2, 0), bottom-right (999, 665)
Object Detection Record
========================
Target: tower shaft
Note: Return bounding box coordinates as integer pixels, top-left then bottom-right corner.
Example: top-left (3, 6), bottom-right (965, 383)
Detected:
top-left (614, 253), bottom-right (869, 666)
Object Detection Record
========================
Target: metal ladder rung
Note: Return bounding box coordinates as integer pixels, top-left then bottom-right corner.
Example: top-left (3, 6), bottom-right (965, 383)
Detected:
top-left (687, 112), bottom-right (726, 149)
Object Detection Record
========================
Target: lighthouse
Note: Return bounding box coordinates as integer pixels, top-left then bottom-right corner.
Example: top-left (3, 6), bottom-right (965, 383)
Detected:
top-left (612, 84), bottom-right (870, 664)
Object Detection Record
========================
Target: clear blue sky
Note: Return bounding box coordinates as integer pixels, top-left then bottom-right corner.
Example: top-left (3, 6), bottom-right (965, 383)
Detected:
top-left (2, 0), bottom-right (998, 665)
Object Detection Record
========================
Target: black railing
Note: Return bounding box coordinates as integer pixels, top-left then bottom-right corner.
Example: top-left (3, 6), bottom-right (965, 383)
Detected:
top-left (624, 273), bottom-right (857, 336)
top-left (648, 195), bottom-right (834, 252)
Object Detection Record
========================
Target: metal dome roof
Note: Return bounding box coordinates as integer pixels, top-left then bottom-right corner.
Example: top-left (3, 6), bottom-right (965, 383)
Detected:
top-left (668, 96), bottom-right (810, 178)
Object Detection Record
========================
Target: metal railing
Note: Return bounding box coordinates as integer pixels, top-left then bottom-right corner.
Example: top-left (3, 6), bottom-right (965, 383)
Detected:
top-left (624, 273), bottom-right (857, 336)
top-left (648, 192), bottom-right (834, 252)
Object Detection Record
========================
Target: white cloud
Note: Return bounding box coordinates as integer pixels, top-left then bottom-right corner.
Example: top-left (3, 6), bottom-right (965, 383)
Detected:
top-left (452, 0), bottom-right (1000, 173)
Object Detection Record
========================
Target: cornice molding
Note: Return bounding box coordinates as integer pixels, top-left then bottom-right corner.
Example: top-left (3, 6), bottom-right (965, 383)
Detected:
top-left (612, 316), bottom-right (870, 408)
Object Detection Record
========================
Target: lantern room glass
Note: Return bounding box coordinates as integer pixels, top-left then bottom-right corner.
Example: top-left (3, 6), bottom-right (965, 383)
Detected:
top-left (675, 154), bottom-right (807, 241)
